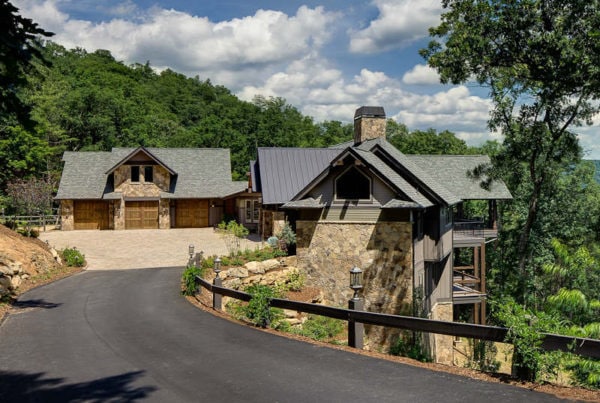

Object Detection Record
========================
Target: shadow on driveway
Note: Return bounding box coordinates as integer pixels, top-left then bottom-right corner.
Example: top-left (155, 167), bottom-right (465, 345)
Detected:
top-left (0, 370), bottom-right (156, 402)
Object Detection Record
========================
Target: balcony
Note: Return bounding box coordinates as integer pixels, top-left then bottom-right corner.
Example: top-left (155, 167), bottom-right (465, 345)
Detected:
top-left (453, 219), bottom-right (497, 247)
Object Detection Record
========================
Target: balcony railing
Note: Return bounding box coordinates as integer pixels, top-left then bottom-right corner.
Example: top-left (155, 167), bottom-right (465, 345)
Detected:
top-left (453, 219), bottom-right (497, 247)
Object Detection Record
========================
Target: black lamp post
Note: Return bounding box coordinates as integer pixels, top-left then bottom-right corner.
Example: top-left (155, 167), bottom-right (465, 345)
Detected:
top-left (213, 257), bottom-right (223, 310)
top-left (348, 266), bottom-right (364, 349)
top-left (188, 244), bottom-right (195, 266)
top-left (214, 257), bottom-right (222, 278)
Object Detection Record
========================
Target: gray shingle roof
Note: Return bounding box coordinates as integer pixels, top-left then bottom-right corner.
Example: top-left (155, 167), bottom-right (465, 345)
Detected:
top-left (405, 155), bottom-right (512, 200)
top-left (256, 148), bottom-right (341, 205)
top-left (352, 149), bottom-right (433, 208)
top-left (55, 148), bottom-right (245, 200)
top-left (370, 139), bottom-right (463, 206)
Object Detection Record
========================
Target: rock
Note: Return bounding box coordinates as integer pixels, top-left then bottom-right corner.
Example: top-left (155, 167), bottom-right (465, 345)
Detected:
top-left (0, 276), bottom-right (12, 290)
top-left (0, 284), bottom-right (10, 297)
top-left (260, 259), bottom-right (280, 272)
top-left (0, 265), bottom-right (11, 276)
top-left (286, 318), bottom-right (302, 326)
top-left (223, 278), bottom-right (242, 290)
top-left (245, 261), bottom-right (265, 275)
top-left (225, 267), bottom-right (249, 278)
top-left (10, 262), bottom-right (22, 275)
top-left (283, 309), bottom-right (298, 318)
top-left (10, 275), bottom-right (21, 289)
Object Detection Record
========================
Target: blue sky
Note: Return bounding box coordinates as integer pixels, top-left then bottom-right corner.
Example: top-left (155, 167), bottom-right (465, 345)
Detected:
top-left (13, 0), bottom-right (600, 158)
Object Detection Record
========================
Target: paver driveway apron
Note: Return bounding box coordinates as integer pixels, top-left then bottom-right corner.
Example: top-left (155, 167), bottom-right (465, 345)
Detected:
top-left (40, 228), bottom-right (261, 270)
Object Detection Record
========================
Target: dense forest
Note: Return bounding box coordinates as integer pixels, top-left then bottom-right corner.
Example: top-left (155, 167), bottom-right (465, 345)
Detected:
top-left (1, 0), bottom-right (599, 389)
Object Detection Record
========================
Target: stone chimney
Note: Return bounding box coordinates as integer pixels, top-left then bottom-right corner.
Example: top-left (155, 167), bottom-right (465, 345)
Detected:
top-left (354, 106), bottom-right (386, 145)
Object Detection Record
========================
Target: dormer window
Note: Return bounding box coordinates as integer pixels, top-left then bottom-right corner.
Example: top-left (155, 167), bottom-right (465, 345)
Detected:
top-left (144, 166), bottom-right (153, 183)
top-left (335, 166), bottom-right (371, 200)
top-left (131, 166), bottom-right (140, 183)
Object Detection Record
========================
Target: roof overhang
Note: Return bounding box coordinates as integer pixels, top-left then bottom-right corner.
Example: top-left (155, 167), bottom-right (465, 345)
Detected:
top-left (105, 146), bottom-right (177, 176)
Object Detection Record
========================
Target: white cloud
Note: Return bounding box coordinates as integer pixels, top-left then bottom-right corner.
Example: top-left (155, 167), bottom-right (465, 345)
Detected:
top-left (14, 1), bottom-right (339, 89)
top-left (402, 64), bottom-right (440, 85)
top-left (349, 0), bottom-right (442, 54)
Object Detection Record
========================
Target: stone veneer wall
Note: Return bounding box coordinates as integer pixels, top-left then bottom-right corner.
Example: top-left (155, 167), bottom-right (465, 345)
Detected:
top-left (159, 199), bottom-right (170, 229)
top-left (60, 200), bottom-right (74, 231)
top-left (428, 302), bottom-right (454, 364)
top-left (113, 199), bottom-right (125, 230)
top-left (114, 165), bottom-right (170, 197)
top-left (261, 210), bottom-right (285, 239)
top-left (296, 220), bottom-right (413, 350)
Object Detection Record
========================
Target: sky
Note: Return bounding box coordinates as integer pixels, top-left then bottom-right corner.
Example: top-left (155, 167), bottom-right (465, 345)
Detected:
top-left (12, 0), bottom-right (600, 158)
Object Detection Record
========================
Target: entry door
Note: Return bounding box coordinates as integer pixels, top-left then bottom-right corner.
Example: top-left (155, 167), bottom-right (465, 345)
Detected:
top-left (125, 201), bottom-right (158, 229)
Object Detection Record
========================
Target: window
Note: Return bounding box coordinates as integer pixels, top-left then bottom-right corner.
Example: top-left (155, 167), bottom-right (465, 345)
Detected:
top-left (131, 166), bottom-right (140, 183)
top-left (245, 200), bottom-right (259, 223)
top-left (144, 166), bottom-right (153, 183)
top-left (335, 166), bottom-right (371, 200)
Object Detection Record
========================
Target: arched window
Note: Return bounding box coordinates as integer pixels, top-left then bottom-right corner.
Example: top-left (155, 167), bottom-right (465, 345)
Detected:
top-left (335, 166), bottom-right (371, 200)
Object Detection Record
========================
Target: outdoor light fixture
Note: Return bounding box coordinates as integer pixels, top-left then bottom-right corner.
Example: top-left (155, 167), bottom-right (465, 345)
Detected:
top-left (349, 266), bottom-right (363, 300)
top-left (214, 257), bottom-right (222, 278)
top-left (188, 244), bottom-right (195, 260)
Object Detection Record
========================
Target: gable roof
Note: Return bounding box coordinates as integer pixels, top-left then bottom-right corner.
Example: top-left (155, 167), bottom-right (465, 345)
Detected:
top-left (405, 155), bottom-right (512, 200)
top-left (105, 146), bottom-right (176, 176)
top-left (55, 148), bottom-right (246, 200)
top-left (254, 138), bottom-right (511, 209)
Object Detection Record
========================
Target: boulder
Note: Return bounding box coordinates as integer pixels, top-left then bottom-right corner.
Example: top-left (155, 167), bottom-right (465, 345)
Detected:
top-left (245, 261), bottom-right (265, 275)
top-left (261, 259), bottom-right (281, 272)
top-left (225, 267), bottom-right (249, 279)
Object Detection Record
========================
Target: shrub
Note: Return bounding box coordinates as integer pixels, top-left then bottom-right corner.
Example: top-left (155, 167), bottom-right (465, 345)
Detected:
top-left (295, 315), bottom-right (344, 341)
top-left (217, 220), bottom-right (249, 255)
top-left (181, 265), bottom-right (206, 296)
top-left (277, 222), bottom-right (296, 246)
top-left (243, 284), bottom-right (282, 328)
top-left (390, 332), bottom-right (431, 362)
top-left (283, 269), bottom-right (305, 292)
top-left (62, 247), bottom-right (85, 267)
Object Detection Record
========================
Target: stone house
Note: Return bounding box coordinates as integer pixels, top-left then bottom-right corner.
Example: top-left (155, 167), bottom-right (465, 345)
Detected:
top-left (250, 106), bottom-right (512, 362)
top-left (55, 147), bottom-right (258, 230)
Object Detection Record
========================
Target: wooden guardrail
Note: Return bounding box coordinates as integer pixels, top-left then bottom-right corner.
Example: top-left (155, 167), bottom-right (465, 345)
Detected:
top-left (1, 214), bottom-right (60, 231)
top-left (196, 276), bottom-right (600, 359)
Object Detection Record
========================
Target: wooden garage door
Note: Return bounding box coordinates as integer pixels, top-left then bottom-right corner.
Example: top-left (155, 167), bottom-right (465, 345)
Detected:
top-left (175, 199), bottom-right (209, 228)
top-left (74, 200), bottom-right (109, 230)
top-left (125, 201), bottom-right (158, 229)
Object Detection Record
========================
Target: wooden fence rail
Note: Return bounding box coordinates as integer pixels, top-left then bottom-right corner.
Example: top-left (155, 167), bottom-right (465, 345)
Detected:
top-left (196, 277), bottom-right (600, 359)
top-left (1, 214), bottom-right (60, 231)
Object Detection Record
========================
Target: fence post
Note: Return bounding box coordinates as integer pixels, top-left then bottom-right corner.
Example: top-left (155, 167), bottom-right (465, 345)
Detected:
top-left (213, 257), bottom-right (222, 311)
top-left (348, 298), bottom-right (364, 349)
top-left (213, 276), bottom-right (222, 310)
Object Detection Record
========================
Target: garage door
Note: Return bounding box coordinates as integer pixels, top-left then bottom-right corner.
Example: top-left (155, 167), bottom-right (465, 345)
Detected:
top-left (74, 201), bottom-right (109, 230)
top-left (175, 199), bottom-right (209, 228)
top-left (125, 201), bottom-right (158, 229)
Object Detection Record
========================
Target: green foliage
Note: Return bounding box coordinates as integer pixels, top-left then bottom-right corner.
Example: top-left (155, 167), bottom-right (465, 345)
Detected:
top-left (465, 339), bottom-right (500, 373)
top-left (387, 122), bottom-right (474, 155)
top-left (283, 269), bottom-right (305, 292)
top-left (389, 332), bottom-right (431, 362)
top-left (181, 265), bottom-right (206, 296)
top-left (277, 222), bottom-right (296, 246)
top-left (242, 284), bottom-right (282, 328)
top-left (62, 247), bottom-right (85, 267)
top-left (565, 357), bottom-right (600, 389)
top-left (423, 0), bottom-right (600, 293)
top-left (492, 299), bottom-right (561, 382)
top-left (294, 315), bottom-right (344, 341)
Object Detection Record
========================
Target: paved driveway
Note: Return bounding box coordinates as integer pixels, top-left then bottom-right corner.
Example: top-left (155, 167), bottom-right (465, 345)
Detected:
top-left (40, 228), bottom-right (261, 270)
top-left (0, 268), bottom-right (565, 402)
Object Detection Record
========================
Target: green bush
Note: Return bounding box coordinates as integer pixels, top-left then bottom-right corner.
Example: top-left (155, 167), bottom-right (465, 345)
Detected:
top-left (181, 265), bottom-right (207, 296)
top-left (390, 332), bottom-right (431, 362)
top-left (295, 315), bottom-right (344, 341)
top-left (243, 284), bottom-right (282, 328)
top-left (283, 269), bottom-right (305, 292)
top-left (62, 247), bottom-right (85, 267)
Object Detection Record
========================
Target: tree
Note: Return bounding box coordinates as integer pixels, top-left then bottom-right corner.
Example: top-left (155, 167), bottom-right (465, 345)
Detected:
top-left (0, 0), bottom-right (53, 124)
top-left (422, 1), bottom-right (600, 285)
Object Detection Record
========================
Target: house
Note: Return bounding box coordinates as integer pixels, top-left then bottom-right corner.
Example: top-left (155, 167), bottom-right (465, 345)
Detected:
top-left (55, 147), bottom-right (257, 230)
top-left (251, 106), bottom-right (511, 362)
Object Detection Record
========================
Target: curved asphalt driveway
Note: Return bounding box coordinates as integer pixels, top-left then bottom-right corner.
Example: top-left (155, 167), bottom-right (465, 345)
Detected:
top-left (0, 268), bottom-right (565, 402)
